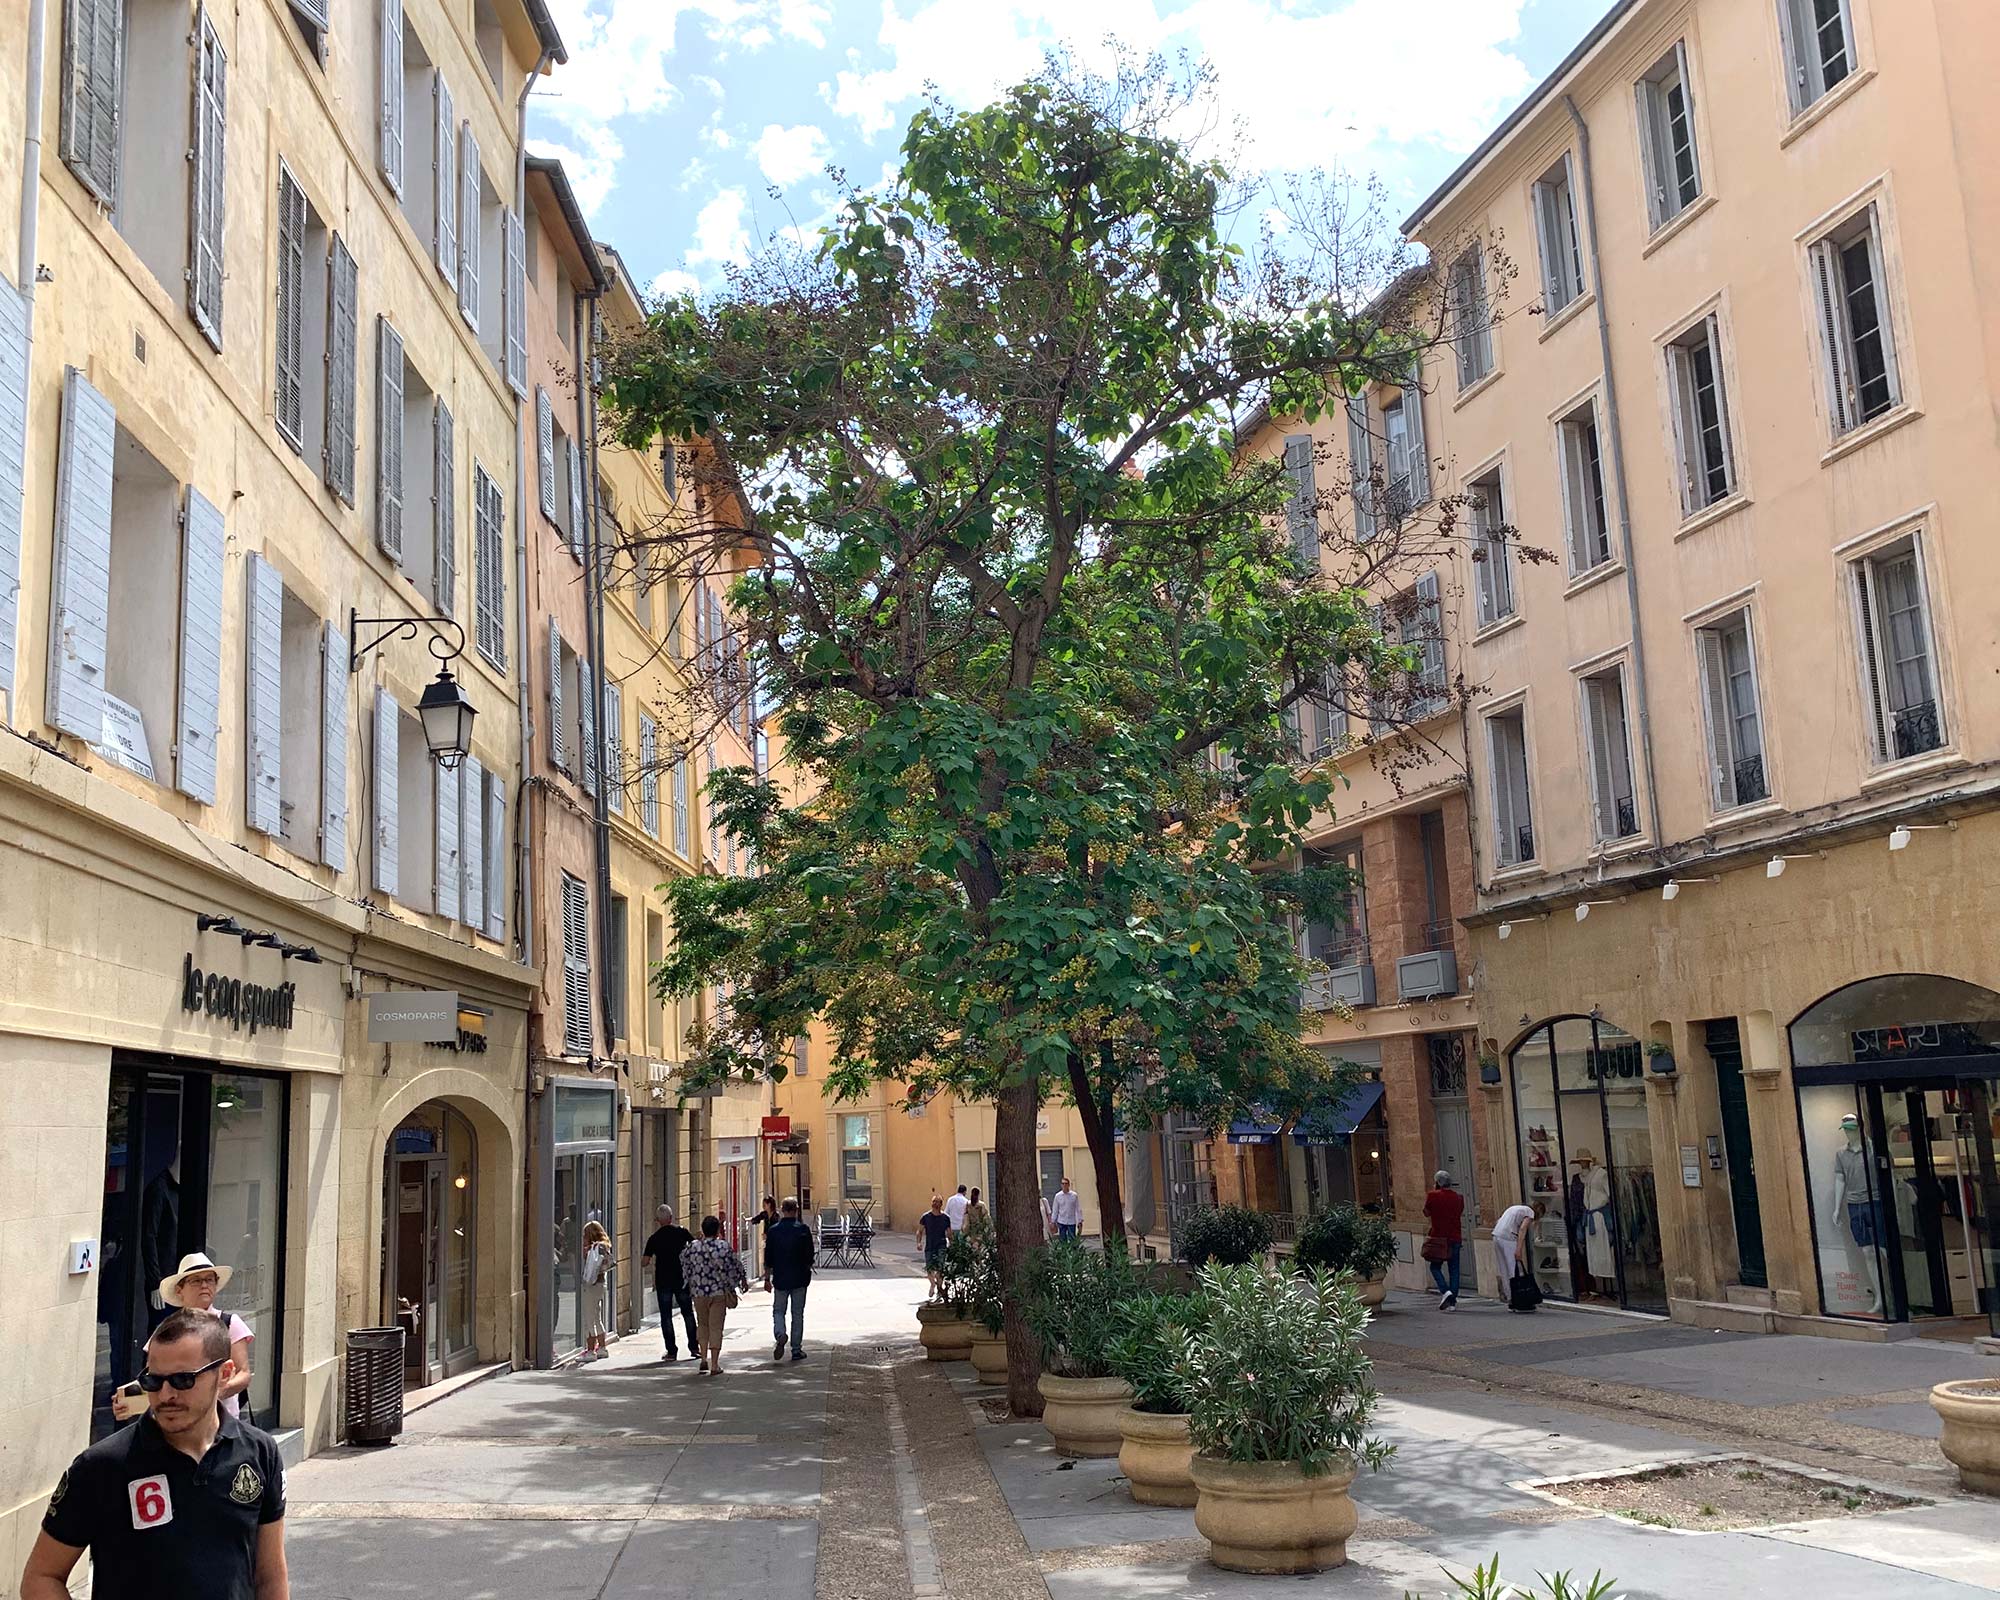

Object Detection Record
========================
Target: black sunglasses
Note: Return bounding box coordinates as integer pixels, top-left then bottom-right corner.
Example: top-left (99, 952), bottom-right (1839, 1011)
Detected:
top-left (136, 1356), bottom-right (228, 1393)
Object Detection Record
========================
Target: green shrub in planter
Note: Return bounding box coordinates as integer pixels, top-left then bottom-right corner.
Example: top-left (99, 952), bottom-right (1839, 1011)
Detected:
top-left (1177, 1263), bottom-right (1391, 1477)
top-left (1294, 1204), bottom-right (1396, 1281)
top-left (960, 1220), bottom-right (1006, 1335)
top-left (1175, 1205), bottom-right (1274, 1268)
top-left (1106, 1291), bottom-right (1206, 1414)
top-left (937, 1226), bottom-right (984, 1315)
top-left (1014, 1239), bottom-right (1141, 1378)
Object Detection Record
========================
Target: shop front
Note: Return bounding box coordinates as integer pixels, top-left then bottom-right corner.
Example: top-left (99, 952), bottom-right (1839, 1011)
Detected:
top-left (549, 1079), bottom-right (619, 1361)
top-left (717, 1135), bottom-right (760, 1261)
top-left (383, 1103), bottom-right (481, 1386)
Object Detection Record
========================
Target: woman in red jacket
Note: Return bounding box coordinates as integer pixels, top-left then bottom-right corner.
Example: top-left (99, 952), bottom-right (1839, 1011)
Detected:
top-left (1422, 1171), bottom-right (1466, 1311)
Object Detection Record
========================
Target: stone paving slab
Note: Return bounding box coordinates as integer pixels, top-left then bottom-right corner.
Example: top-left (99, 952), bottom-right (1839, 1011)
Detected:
top-left (293, 1440), bottom-right (688, 1504)
top-left (1758, 1500), bottom-right (2000, 1591)
top-left (599, 1518), bottom-right (818, 1599)
top-left (1831, 1400), bottom-right (1948, 1439)
top-left (661, 1440), bottom-right (824, 1505)
top-left (289, 1516), bottom-right (633, 1599)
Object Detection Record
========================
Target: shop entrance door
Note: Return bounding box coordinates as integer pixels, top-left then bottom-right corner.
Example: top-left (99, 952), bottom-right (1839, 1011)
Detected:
top-left (390, 1156), bottom-right (445, 1384)
top-left (1867, 1083), bottom-right (1999, 1326)
top-left (1707, 1020), bottom-right (1768, 1289)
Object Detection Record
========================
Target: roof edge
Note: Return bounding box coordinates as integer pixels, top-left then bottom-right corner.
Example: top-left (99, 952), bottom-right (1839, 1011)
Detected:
top-left (526, 154), bottom-right (610, 291)
top-left (519, 0), bottom-right (568, 65)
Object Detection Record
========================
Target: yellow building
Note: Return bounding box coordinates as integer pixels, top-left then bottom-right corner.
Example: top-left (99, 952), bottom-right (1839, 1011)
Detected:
top-left (1405, 0), bottom-right (2000, 1338)
top-left (0, 0), bottom-right (568, 1554)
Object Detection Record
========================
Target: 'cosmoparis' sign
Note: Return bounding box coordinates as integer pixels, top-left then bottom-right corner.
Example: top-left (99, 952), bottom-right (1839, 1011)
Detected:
top-left (181, 953), bottom-right (298, 1035)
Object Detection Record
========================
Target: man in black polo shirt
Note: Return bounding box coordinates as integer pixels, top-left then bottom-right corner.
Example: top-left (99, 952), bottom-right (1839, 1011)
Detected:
top-left (23, 1308), bottom-right (288, 1600)
top-left (641, 1204), bottom-right (698, 1362)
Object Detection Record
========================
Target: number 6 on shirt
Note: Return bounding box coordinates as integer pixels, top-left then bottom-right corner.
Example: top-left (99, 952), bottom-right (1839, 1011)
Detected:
top-left (127, 1476), bottom-right (173, 1529)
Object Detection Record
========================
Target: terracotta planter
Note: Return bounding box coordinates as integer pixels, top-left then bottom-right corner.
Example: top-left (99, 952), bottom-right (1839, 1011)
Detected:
top-left (916, 1303), bottom-right (973, 1361)
top-left (1356, 1274), bottom-right (1388, 1309)
top-left (1931, 1379), bottom-right (2000, 1496)
top-left (1038, 1374), bottom-right (1132, 1458)
top-left (1190, 1454), bottom-right (1358, 1574)
top-left (1117, 1407), bottom-right (1196, 1506)
top-left (968, 1330), bottom-right (1009, 1384)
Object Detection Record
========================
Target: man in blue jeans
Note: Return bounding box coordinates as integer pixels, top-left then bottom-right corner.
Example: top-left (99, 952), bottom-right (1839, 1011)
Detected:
top-left (1051, 1177), bottom-right (1084, 1240)
top-left (764, 1198), bottom-right (816, 1362)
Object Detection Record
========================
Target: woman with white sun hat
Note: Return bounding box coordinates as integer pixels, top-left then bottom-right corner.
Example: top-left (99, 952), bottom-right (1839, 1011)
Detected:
top-left (113, 1252), bottom-right (255, 1423)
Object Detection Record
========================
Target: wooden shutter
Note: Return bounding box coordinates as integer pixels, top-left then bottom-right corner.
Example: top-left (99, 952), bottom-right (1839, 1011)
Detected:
top-left (1345, 398), bottom-right (1375, 542)
top-left (243, 553), bottom-right (284, 835)
top-left (1695, 626), bottom-right (1735, 809)
top-left (603, 679), bottom-right (622, 814)
top-left (578, 656), bottom-right (597, 794)
top-left (483, 774), bottom-right (507, 940)
top-left (59, 0), bottom-right (123, 206)
top-left (187, 7), bottom-right (227, 351)
top-left (47, 367), bottom-right (115, 740)
top-left (373, 687), bottom-right (399, 896)
top-left (566, 438), bottom-right (584, 559)
top-left (432, 73), bottom-right (455, 284)
top-left (435, 757), bottom-right (461, 921)
top-left (672, 758), bottom-right (688, 853)
top-left (274, 168), bottom-right (306, 450)
top-left (175, 487), bottom-right (226, 804)
top-left (1281, 434), bottom-right (1314, 565)
top-left (432, 399), bottom-right (454, 613)
top-left (504, 208), bottom-right (526, 396)
top-left (1414, 571), bottom-right (1446, 714)
top-left (375, 317), bottom-right (404, 558)
top-left (457, 121), bottom-right (481, 328)
top-left (1811, 239), bottom-right (1858, 433)
top-left (288, 0), bottom-right (330, 27)
top-left (0, 282), bottom-right (29, 701)
top-left (546, 620), bottom-right (565, 770)
top-left (474, 464), bottom-right (504, 667)
top-left (562, 874), bottom-right (591, 1055)
top-left (320, 620), bottom-right (348, 868)
top-left (325, 236), bottom-right (359, 503)
top-left (461, 754), bottom-right (485, 932)
top-left (639, 714), bottom-right (658, 834)
top-left (1403, 374), bottom-right (1430, 507)
top-left (378, 0), bottom-right (404, 196)
top-left (535, 388), bottom-right (556, 519)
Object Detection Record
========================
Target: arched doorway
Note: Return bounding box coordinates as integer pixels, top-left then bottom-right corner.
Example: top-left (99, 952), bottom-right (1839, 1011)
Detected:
top-left (385, 1102), bottom-right (481, 1385)
top-left (1507, 1014), bottom-right (1665, 1313)
top-left (1789, 975), bottom-right (2000, 1333)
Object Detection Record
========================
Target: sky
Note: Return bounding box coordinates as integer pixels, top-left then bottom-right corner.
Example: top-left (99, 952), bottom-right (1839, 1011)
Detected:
top-left (526, 0), bottom-right (1616, 300)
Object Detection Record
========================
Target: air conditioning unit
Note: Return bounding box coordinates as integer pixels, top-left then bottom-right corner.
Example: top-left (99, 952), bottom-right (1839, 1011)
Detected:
top-left (1326, 961), bottom-right (1376, 1008)
top-left (1396, 949), bottom-right (1459, 1002)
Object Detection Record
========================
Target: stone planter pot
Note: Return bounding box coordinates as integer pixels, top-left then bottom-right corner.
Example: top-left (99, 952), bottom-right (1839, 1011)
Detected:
top-left (1190, 1454), bottom-right (1358, 1575)
top-left (1931, 1379), bottom-right (2000, 1496)
top-left (1356, 1273), bottom-right (1388, 1308)
top-left (1117, 1407), bottom-right (1195, 1506)
top-left (1038, 1374), bottom-right (1133, 1458)
top-left (916, 1303), bottom-right (973, 1362)
top-left (968, 1331), bottom-right (1009, 1384)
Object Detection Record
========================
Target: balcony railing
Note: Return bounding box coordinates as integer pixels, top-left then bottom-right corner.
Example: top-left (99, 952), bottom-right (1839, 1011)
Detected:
top-left (1515, 823), bottom-right (1535, 863)
top-left (1733, 753), bottom-right (1768, 805)
top-left (1613, 795), bottom-right (1639, 839)
top-left (1416, 918), bottom-right (1454, 955)
top-left (1893, 700), bottom-right (1943, 761)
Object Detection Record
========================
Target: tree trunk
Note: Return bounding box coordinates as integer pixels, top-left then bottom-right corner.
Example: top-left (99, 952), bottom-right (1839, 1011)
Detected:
top-left (994, 1079), bottom-right (1045, 1416)
top-left (1068, 1048), bottom-right (1124, 1243)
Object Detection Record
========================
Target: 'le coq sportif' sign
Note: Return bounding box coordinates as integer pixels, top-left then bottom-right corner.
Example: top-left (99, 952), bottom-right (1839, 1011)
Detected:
top-left (181, 953), bottom-right (298, 1036)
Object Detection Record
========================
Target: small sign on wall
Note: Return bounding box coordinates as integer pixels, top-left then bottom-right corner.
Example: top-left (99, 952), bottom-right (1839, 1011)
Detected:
top-left (1680, 1145), bottom-right (1702, 1188)
top-left (69, 1240), bottom-right (98, 1276)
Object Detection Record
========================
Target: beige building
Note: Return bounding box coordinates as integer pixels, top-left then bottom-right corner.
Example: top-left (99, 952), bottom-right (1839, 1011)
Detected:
top-left (0, 0), bottom-right (569, 1561)
top-left (1405, 0), bottom-right (2000, 1337)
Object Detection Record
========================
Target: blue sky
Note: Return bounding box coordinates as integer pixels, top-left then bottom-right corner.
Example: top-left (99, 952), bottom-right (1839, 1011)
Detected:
top-left (528, 0), bottom-right (1614, 298)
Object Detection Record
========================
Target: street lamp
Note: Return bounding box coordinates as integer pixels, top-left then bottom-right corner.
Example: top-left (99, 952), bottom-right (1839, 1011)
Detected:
top-left (349, 610), bottom-right (478, 770)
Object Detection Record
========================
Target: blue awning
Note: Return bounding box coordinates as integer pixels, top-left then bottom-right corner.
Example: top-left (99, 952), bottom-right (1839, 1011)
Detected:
top-left (1292, 1081), bottom-right (1385, 1146)
top-left (1226, 1114), bottom-right (1283, 1145)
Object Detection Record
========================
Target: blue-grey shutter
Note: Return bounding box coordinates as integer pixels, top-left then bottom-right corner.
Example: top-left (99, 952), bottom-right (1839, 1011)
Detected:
top-left (473, 463), bottom-right (503, 667)
top-left (0, 282), bottom-right (28, 701)
top-left (325, 236), bottom-right (359, 503)
top-left (243, 553), bottom-right (283, 834)
top-left (321, 620), bottom-right (348, 868)
top-left (378, 0), bottom-right (404, 196)
top-left (287, 0), bottom-right (330, 27)
top-left (59, 0), bottom-right (123, 206)
top-left (1414, 571), bottom-right (1447, 716)
top-left (566, 439), bottom-right (584, 559)
top-left (1404, 373), bottom-right (1431, 507)
top-left (274, 168), bottom-right (306, 450)
top-left (671, 758), bottom-right (688, 854)
top-left (1281, 433), bottom-right (1315, 565)
top-left (484, 775), bottom-right (506, 940)
top-left (603, 679), bottom-right (622, 813)
top-left (432, 73), bottom-right (455, 285)
top-left (578, 656), bottom-right (597, 794)
top-left (561, 874), bottom-right (590, 1054)
top-left (375, 316), bottom-right (404, 558)
top-left (546, 619), bottom-right (564, 770)
top-left (434, 756), bottom-right (461, 921)
top-left (1346, 397), bottom-right (1376, 542)
top-left (47, 367), bottom-right (115, 740)
top-left (504, 208), bottom-right (526, 396)
top-left (373, 686), bottom-right (399, 896)
top-left (535, 388), bottom-right (555, 519)
top-left (639, 713), bottom-right (658, 834)
top-left (187, 7), bottom-right (227, 351)
top-left (432, 399), bottom-right (453, 613)
top-left (457, 122), bottom-right (480, 329)
top-left (175, 487), bottom-right (226, 804)
top-left (461, 753), bottom-right (484, 932)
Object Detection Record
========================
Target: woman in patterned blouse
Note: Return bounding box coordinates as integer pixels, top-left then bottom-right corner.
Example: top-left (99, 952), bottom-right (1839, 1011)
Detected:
top-left (683, 1214), bottom-right (750, 1375)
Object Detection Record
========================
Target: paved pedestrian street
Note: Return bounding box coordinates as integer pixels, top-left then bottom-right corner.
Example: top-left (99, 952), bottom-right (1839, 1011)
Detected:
top-left (287, 1265), bottom-right (2000, 1599)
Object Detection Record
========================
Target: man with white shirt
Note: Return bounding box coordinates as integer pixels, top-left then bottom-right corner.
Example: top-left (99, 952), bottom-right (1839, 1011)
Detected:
top-left (944, 1185), bottom-right (969, 1233)
top-left (1050, 1177), bottom-right (1084, 1240)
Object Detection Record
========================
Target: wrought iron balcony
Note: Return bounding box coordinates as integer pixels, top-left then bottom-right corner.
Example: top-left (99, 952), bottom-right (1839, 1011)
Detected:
top-left (1733, 753), bottom-right (1768, 805)
top-left (1893, 700), bottom-right (1943, 761)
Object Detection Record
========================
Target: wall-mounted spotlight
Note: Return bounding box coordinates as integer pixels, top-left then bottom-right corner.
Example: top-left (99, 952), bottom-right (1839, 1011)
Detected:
top-left (1574, 900), bottom-right (1619, 923)
top-left (1766, 851), bottom-right (1825, 879)
top-left (1889, 820), bottom-right (1957, 852)
top-left (195, 913), bottom-right (245, 936)
top-left (281, 943), bottom-right (325, 963)
top-left (1660, 876), bottom-right (1720, 902)
top-left (1496, 912), bottom-right (1549, 941)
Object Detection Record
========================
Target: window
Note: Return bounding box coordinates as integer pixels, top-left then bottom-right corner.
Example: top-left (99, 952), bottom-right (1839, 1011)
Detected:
top-left (841, 1113), bottom-right (873, 1202)
top-left (1638, 43), bottom-right (1702, 229)
top-left (1666, 315), bottom-right (1736, 514)
top-left (1281, 434), bottom-right (1317, 567)
top-left (644, 909), bottom-right (666, 1053)
top-left (603, 677), bottom-right (623, 814)
top-left (375, 322), bottom-right (455, 613)
top-left (1378, 389), bottom-right (1429, 522)
top-left (1580, 668), bottom-right (1640, 842)
top-left (390, 23), bottom-right (435, 236)
top-left (1853, 537), bottom-right (1944, 764)
top-left (454, 756), bottom-right (505, 938)
top-left (1295, 667), bottom-right (1346, 762)
top-left (285, 0), bottom-right (329, 57)
top-left (1810, 205), bottom-right (1901, 436)
top-left (1345, 398), bottom-right (1375, 542)
top-left (1487, 707), bottom-right (1535, 866)
top-left (671, 751), bottom-right (690, 856)
top-left (1781, 0), bottom-right (1856, 114)
top-left (1449, 246), bottom-right (1492, 388)
top-left (473, 464), bottom-right (506, 669)
top-left (430, 73), bottom-right (455, 289)
top-left (1556, 399), bottom-right (1612, 575)
top-left (1300, 839), bottom-right (1367, 971)
top-left (1469, 469), bottom-right (1514, 627)
top-left (544, 622), bottom-right (596, 790)
top-left (1532, 155), bottom-right (1586, 315)
top-left (639, 712), bottom-right (659, 834)
top-left (1695, 611), bottom-right (1768, 810)
top-left (473, 0), bottom-right (506, 94)
top-left (273, 578), bottom-right (331, 856)
top-left (608, 893), bottom-right (629, 1044)
top-left (537, 388), bottom-right (584, 558)
top-left (561, 873), bottom-right (591, 1055)
top-left (794, 1036), bottom-right (810, 1079)
top-left (1396, 573), bottom-right (1447, 718)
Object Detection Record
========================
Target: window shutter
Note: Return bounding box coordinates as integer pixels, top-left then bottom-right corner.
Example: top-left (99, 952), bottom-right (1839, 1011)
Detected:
top-left (1854, 563), bottom-right (1892, 760)
top-left (325, 236), bottom-right (359, 503)
top-left (1280, 434), bottom-right (1315, 565)
top-left (483, 775), bottom-right (506, 940)
top-left (1345, 398), bottom-right (1375, 542)
top-left (378, 0), bottom-right (403, 196)
top-left (1403, 375), bottom-right (1430, 507)
top-left (639, 714), bottom-right (658, 834)
top-left (288, 0), bottom-right (331, 27)
top-left (546, 620), bottom-right (565, 770)
top-left (434, 757), bottom-right (461, 921)
top-left (175, 487), bottom-right (226, 805)
top-left (432, 73), bottom-right (455, 284)
top-left (243, 553), bottom-right (284, 835)
top-left (373, 687), bottom-right (399, 896)
top-left (1488, 719), bottom-right (1518, 865)
top-left (504, 207), bottom-right (526, 396)
top-left (320, 620), bottom-right (348, 868)
top-left (432, 399), bottom-right (454, 613)
top-left (274, 169), bottom-right (306, 450)
top-left (661, 443), bottom-right (677, 499)
top-left (672, 758), bottom-right (688, 854)
top-left (374, 316), bottom-right (404, 559)
top-left (562, 875), bottom-right (591, 1055)
top-left (1811, 240), bottom-right (1857, 433)
top-left (566, 438), bottom-right (585, 559)
top-left (457, 121), bottom-right (481, 329)
top-left (578, 656), bottom-right (597, 794)
top-left (604, 679), bottom-right (622, 814)
top-left (1414, 571), bottom-right (1446, 713)
top-left (187, 7), bottom-right (227, 351)
top-left (474, 464), bottom-right (504, 668)
top-left (535, 388), bottom-right (556, 520)
top-left (47, 367), bottom-right (115, 740)
top-left (1695, 627), bottom-right (1735, 809)
top-left (60, 0), bottom-right (124, 206)
top-left (0, 282), bottom-right (29, 701)
top-left (461, 753), bottom-right (485, 932)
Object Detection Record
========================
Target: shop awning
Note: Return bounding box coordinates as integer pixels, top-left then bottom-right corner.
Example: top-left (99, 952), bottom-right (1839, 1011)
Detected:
top-left (1292, 1081), bottom-right (1384, 1145)
top-left (1225, 1113), bottom-right (1283, 1145)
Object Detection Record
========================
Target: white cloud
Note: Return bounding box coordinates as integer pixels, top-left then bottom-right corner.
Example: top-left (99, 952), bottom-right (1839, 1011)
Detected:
top-left (525, 128), bottom-right (625, 216)
top-left (752, 123), bottom-right (832, 185)
top-left (688, 188), bottom-right (754, 268)
top-left (649, 268), bottom-right (703, 298)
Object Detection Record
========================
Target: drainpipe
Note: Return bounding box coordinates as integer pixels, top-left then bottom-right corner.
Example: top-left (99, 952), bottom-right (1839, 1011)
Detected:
top-left (1565, 95), bottom-right (1664, 850)
top-left (16, 0), bottom-right (44, 302)
top-left (577, 289), bottom-right (613, 1061)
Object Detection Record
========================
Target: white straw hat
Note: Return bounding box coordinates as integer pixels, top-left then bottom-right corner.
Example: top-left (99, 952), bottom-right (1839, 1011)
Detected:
top-left (159, 1251), bottom-right (233, 1307)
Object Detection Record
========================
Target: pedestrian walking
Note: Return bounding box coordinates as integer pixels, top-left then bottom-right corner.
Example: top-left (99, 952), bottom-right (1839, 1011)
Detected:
top-left (1493, 1202), bottom-right (1541, 1312)
top-left (753, 1195), bottom-right (780, 1286)
top-left (684, 1215), bottom-right (749, 1375)
top-left (1422, 1172), bottom-right (1465, 1311)
top-left (1050, 1177), bottom-right (1084, 1240)
top-left (1038, 1189), bottom-right (1055, 1240)
top-left (641, 1205), bottom-right (699, 1363)
top-left (114, 1252), bottom-right (255, 1424)
top-left (578, 1220), bottom-right (613, 1362)
top-left (917, 1195), bottom-right (952, 1298)
top-left (964, 1187), bottom-right (989, 1232)
top-left (944, 1184), bottom-right (969, 1232)
top-left (764, 1198), bottom-right (816, 1362)
top-left (23, 1308), bottom-right (288, 1600)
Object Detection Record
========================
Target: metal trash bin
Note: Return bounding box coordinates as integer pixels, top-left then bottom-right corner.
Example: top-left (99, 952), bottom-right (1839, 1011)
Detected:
top-left (344, 1326), bottom-right (407, 1446)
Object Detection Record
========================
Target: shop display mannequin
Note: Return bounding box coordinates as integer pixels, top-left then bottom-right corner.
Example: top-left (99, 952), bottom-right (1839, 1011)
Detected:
top-left (1829, 1113), bottom-right (1884, 1313)
top-left (1573, 1149), bottom-right (1616, 1292)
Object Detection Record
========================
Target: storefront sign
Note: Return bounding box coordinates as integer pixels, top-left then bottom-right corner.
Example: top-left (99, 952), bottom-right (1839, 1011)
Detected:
top-left (553, 1083), bottom-right (616, 1144)
top-left (181, 953), bottom-right (297, 1036)
top-left (718, 1137), bottom-right (756, 1163)
top-left (422, 1027), bottom-right (489, 1054)
top-left (1850, 1021), bottom-right (1993, 1062)
top-left (367, 991), bottom-right (460, 1043)
top-left (760, 1115), bottom-right (791, 1140)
